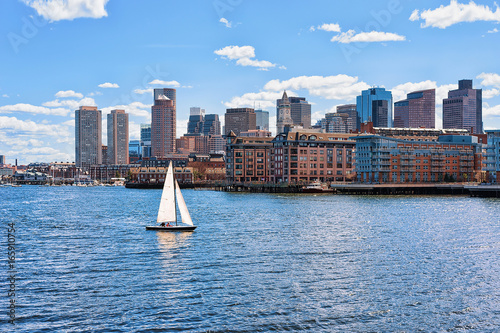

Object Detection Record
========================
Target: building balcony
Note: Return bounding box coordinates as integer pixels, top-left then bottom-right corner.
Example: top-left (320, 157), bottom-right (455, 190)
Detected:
top-left (431, 155), bottom-right (445, 160)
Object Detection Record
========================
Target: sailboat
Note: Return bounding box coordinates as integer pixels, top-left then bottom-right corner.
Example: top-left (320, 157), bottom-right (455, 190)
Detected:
top-left (145, 162), bottom-right (197, 232)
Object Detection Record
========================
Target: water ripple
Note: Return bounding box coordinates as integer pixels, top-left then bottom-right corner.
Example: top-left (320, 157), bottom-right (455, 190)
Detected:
top-left (1, 187), bottom-right (499, 332)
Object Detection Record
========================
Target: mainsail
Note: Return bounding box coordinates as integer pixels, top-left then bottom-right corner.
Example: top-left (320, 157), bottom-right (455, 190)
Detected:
top-left (157, 163), bottom-right (176, 223)
top-left (175, 180), bottom-right (193, 226)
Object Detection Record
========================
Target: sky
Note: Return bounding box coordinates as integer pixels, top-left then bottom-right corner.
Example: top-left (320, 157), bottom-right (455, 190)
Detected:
top-left (1, 0), bottom-right (500, 165)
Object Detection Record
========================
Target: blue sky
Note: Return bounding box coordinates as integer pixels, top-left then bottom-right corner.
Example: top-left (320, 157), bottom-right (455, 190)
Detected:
top-left (1, 0), bottom-right (500, 164)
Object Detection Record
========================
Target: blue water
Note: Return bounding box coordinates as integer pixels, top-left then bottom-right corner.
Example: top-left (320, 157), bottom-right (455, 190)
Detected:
top-left (1, 186), bottom-right (499, 332)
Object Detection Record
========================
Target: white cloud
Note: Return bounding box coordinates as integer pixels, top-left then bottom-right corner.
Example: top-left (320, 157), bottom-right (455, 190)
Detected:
top-left (214, 45), bottom-right (277, 70)
top-left (220, 17), bottom-right (232, 28)
top-left (2, 94), bottom-right (9, 98)
top-left (331, 30), bottom-right (406, 43)
top-left (264, 75), bottom-right (370, 100)
top-left (224, 91), bottom-right (290, 109)
top-left (134, 88), bottom-right (153, 95)
top-left (0, 103), bottom-right (70, 116)
top-left (410, 1), bottom-right (500, 29)
top-left (477, 72), bottom-right (500, 87)
top-left (483, 88), bottom-right (500, 99)
top-left (312, 23), bottom-right (341, 32)
top-left (409, 9), bottom-right (420, 22)
top-left (177, 119), bottom-right (188, 138)
top-left (488, 27), bottom-right (499, 33)
top-left (23, 0), bottom-right (109, 22)
top-left (148, 79), bottom-right (181, 87)
top-left (391, 80), bottom-right (437, 102)
top-left (98, 82), bottom-right (119, 88)
top-left (215, 45), bottom-right (256, 60)
top-left (483, 103), bottom-right (500, 116)
top-left (101, 102), bottom-right (151, 119)
top-left (55, 90), bottom-right (83, 98)
top-left (0, 116), bottom-right (71, 136)
top-left (42, 97), bottom-right (96, 110)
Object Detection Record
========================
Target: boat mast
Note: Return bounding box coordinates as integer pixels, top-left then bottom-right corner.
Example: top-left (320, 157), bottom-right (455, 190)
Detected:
top-left (174, 174), bottom-right (178, 226)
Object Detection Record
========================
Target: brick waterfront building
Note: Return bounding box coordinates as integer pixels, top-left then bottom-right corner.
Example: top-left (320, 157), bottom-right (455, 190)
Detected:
top-left (225, 131), bottom-right (273, 183)
top-left (271, 131), bottom-right (355, 184)
top-left (354, 134), bottom-right (482, 183)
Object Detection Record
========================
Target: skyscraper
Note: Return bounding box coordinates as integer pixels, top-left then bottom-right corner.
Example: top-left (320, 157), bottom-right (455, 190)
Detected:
top-left (323, 112), bottom-right (354, 133)
top-left (337, 104), bottom-right (359, 131)
top-left (107, 109), bottom-right (129, 164)
top-left (276, 91), bottom-right (293, 134)
top-left (394, 89), bottom-right (435, 128)
top-left (140, 123), bottom-right (151, 158)
top-left (202, 114), bottom-right (221, 136)
top-left (443, 79), bottom-right (483, 134)
top-left (289, 96), bottom-right (311, 129)
top-left (356, 88), bottom-right (393, 128)
top-left (187, 107), bottom-right (205, 135)
top-left (255, 109), bottom-right (270, 131)
top-left (75, 106), bottom-right (102, 168)
top-left (224, 108), bottom-right (256, 136)
top-left (151, 88), bottom-right (176, 157)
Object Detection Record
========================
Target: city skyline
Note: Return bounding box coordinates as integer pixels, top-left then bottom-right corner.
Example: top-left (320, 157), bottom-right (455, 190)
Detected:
top-left (1, 0), bottom-right (500, 164)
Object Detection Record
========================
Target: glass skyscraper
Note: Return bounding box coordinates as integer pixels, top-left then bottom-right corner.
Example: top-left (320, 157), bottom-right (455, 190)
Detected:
top-left (356, 88), bottom-right (393, 128)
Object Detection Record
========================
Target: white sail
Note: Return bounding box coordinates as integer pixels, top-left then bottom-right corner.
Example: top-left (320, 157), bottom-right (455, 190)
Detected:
top-left (175, 180), bottom-right (194, 226)
top-left (157, 163), bottom-right (176, 223)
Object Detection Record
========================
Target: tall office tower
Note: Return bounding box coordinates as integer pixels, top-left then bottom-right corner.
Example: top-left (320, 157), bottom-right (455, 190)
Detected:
top-left (443, 79), bottom-right (483, 133)
top-left (190, 107), bottom-right (205, 116)
top-left (276, 91), bottom-right (293, 134)
top-left (129, 140), bottom-right (141, 162)
top-left (140, 123), bottom-right (151, 158)
top-left (0, 155), bottom-right (5, 165)
top-left (356, 87), bottom-right (393, 128)
top-left (255, 109), bottom-right (270, 131)
top-left (289, 96), bottom-right (312, 129)
top-left (394, 89), bottom-right (435, 128)
top-left (75, 106), bottom-right (102, 168)
top-left (187, 114), bottom-right (204, 134)
top-left (154, 88), bottom-right (176, 106)
top-left (323, 113), bottom-right (354, 133)
top-left (187, 107), bottom-right (205, 134)
top-left (107, 109), bottom-right (129, 164)
top-left (203, 114), bottom-right (221, 136)
top-left (224, 108), bottom-right (256, 136)
top-left (151, 88), bottom-right (176, 157)
top-left (337, 104), bottom-right (359, 131)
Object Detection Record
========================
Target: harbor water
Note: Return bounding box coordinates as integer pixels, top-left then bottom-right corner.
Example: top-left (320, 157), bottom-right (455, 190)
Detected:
top-left (1, 186), bottom-right (499, 332)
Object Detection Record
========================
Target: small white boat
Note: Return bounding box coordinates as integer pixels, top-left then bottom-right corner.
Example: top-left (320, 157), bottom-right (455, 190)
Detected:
top-left (146, 162), bottom-right (196, 232)
top-left (301, 181), bottom-right (333, 193)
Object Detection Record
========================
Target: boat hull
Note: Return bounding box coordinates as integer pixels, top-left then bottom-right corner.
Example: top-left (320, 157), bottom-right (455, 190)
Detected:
top-left (301, 188), bottom-right (333, 193)
top-left (145, 225), bottom-right (197, 232)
